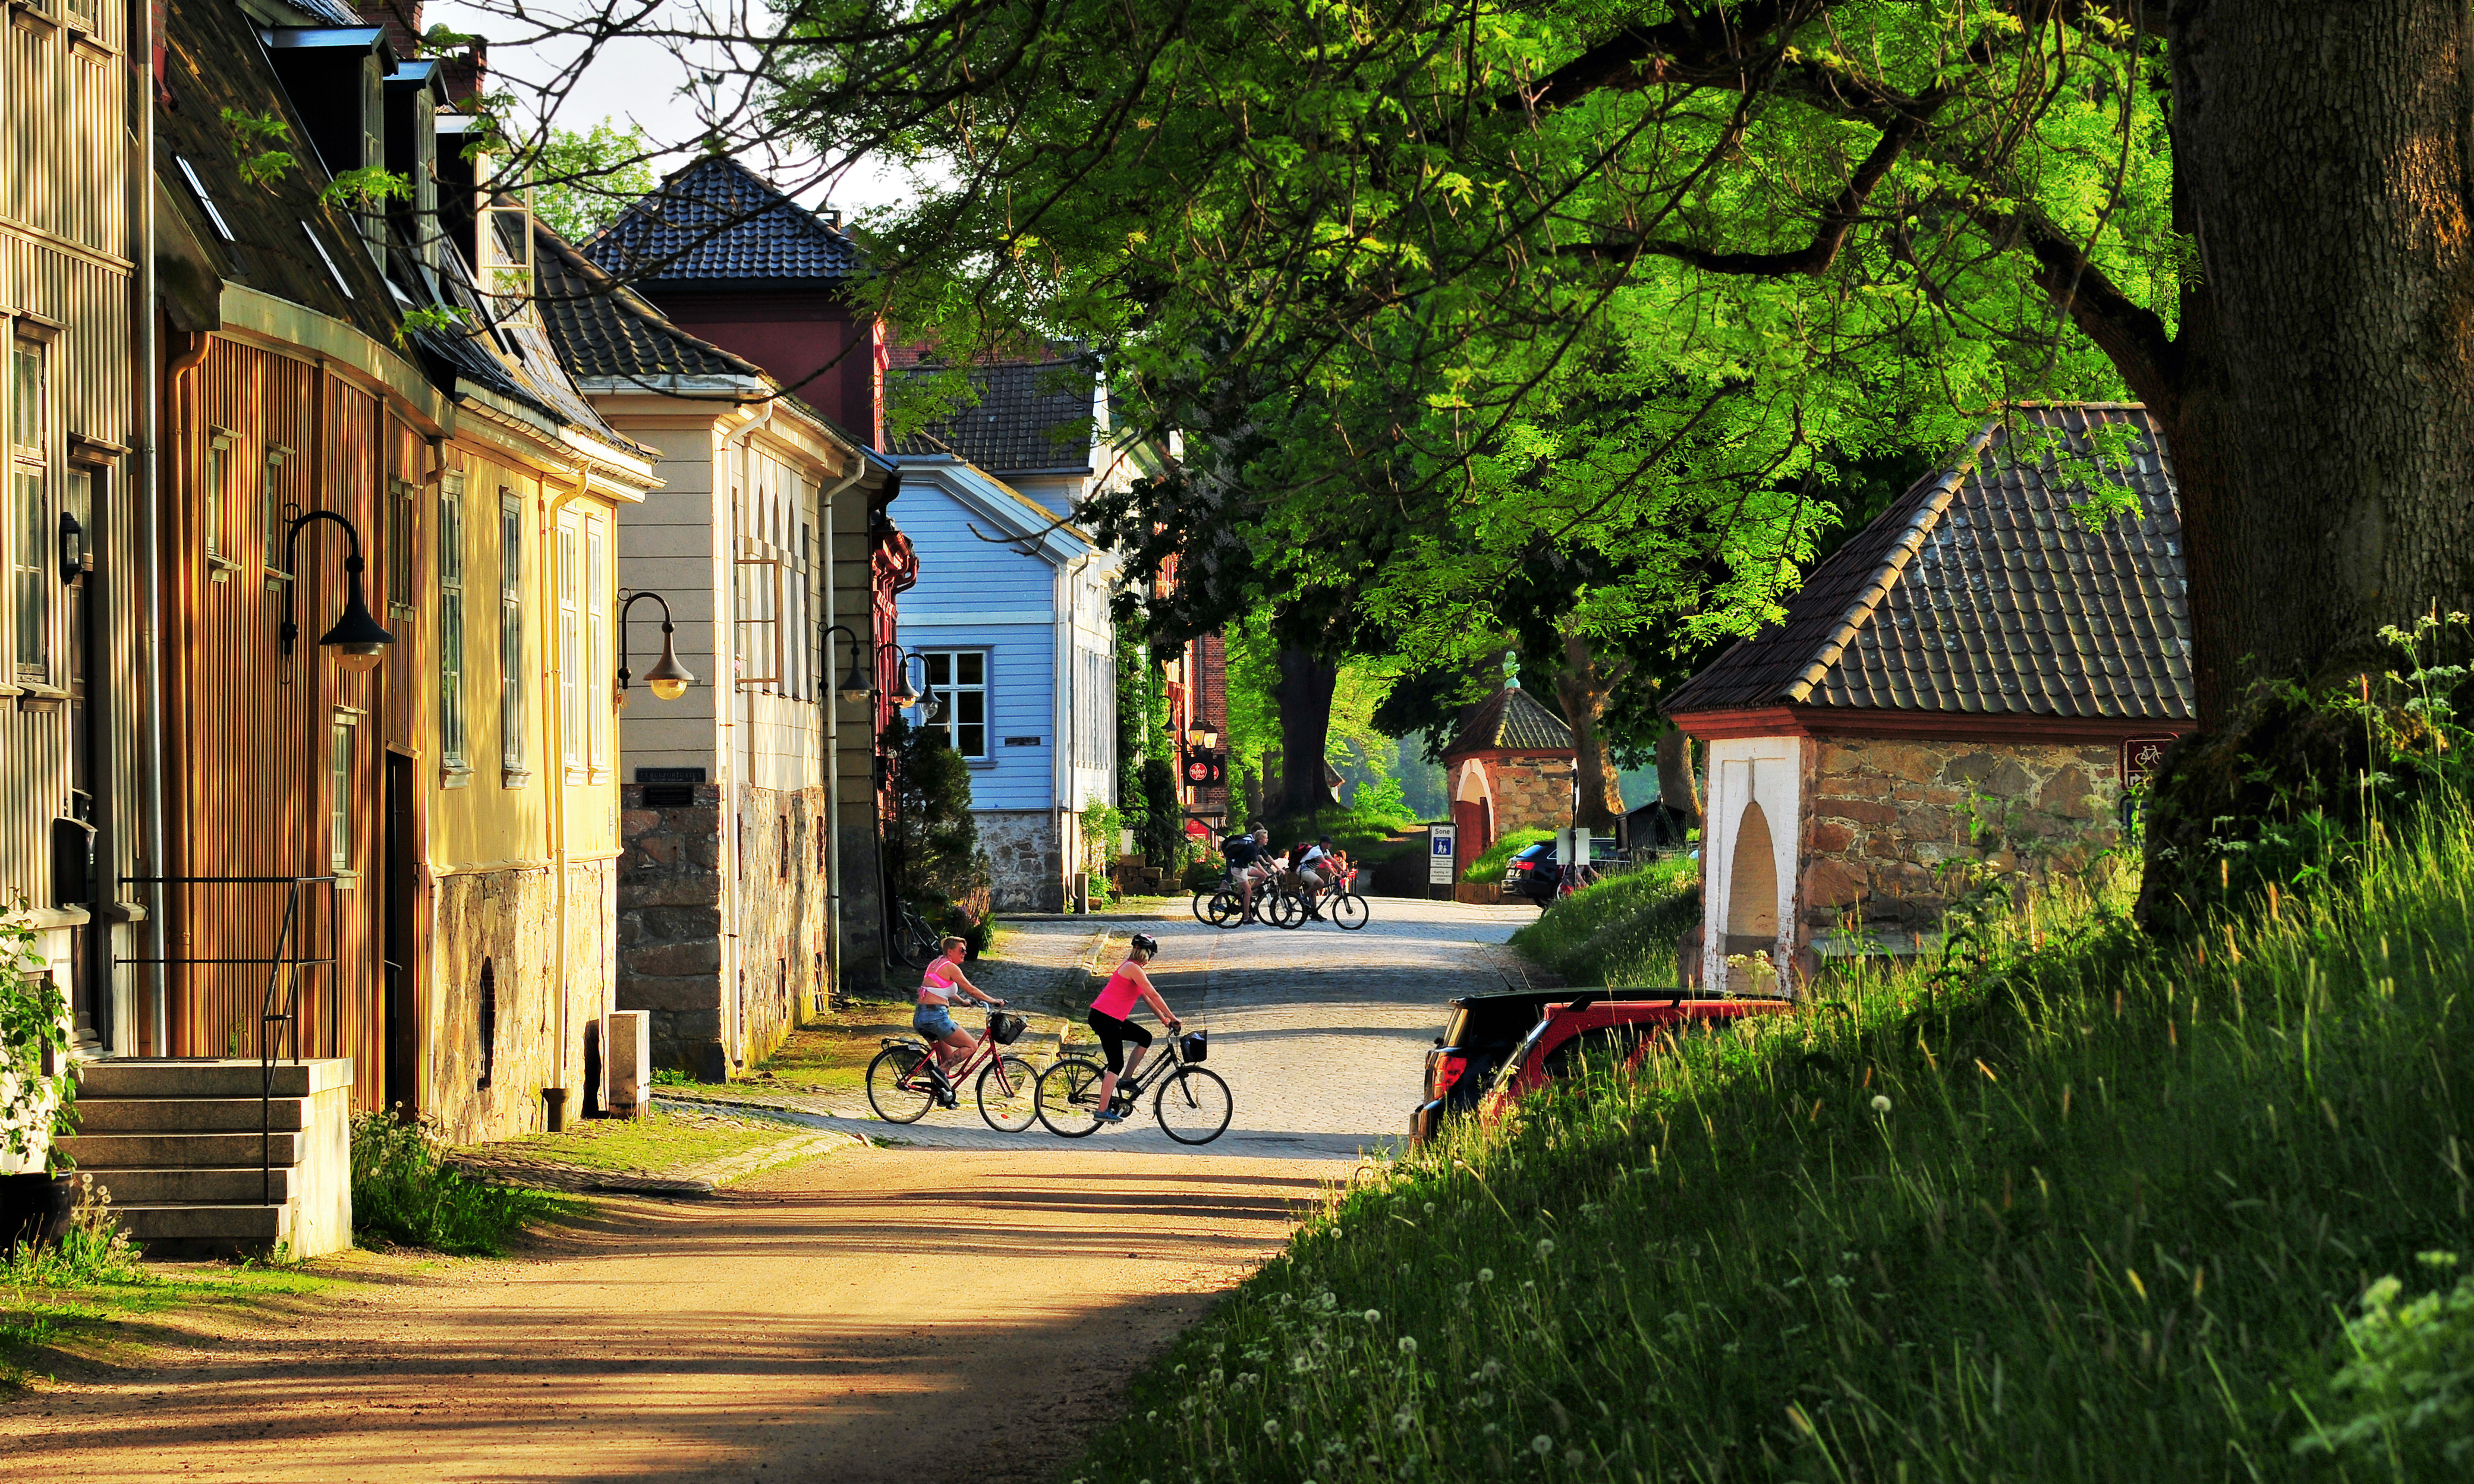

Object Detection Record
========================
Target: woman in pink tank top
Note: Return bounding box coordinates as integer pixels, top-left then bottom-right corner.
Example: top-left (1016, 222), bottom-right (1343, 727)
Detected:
top-left (1087, 933), bottom-right (1180, 1121)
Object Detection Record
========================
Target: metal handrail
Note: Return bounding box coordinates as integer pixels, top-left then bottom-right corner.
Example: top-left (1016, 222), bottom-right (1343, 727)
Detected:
top-left (117, 875), bottom-right (339, 1206)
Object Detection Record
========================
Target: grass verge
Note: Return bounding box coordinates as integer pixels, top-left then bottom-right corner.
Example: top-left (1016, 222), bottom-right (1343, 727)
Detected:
top-left (354, 1112), bottom-right (572, 1256)
top-left (1506, 855), bottom-right (1699, 985)
top-left (2, 1259), bottom-right (342, 1394)
top-left (1065, 802), bottom-right (2474, 1483)
top-left (1462, 828), bottom-right (1553, 885)
top-left (474, 1103), bottom-right (811, 1174)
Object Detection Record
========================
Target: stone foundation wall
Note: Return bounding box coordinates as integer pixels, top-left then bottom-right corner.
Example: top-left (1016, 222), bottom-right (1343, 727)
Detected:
top-left (618, 783), bottom-right (829, 1077)
top-left (978, 808), bottom-right (1063, 912)
top-left (426, 858), bottom-right (615, 1146)
top-left (1488, 754), bottom-right (1578, 837)
top-left (1799, 738), bottom-right (2122, 939)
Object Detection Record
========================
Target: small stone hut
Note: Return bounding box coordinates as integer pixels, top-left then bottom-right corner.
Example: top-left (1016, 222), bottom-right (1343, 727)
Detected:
top-left (1664, 404), bottom-right (2193, 991)
top-left (1444, 683), bottom-right (1577, 883)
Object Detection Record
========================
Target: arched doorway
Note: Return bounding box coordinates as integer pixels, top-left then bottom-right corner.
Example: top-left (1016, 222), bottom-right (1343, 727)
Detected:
top-left (1723, 800), bottom-right (1779, 994)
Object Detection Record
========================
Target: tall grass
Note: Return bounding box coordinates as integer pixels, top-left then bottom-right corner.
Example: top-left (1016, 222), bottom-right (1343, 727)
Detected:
top-left (351, 1111), bottom-right (568, 1256)
top-left (1069, 799), bottom-right (2474, 1483)
top-left (1506, 855), bottom-right (1699, 985)
top-left (1463, 828), bottom-right (1554, 885)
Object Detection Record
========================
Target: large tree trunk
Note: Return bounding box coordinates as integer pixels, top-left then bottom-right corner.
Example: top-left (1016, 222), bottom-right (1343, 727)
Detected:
top-left (1272, 648), bottom-right (1339, 819)
top-left (2079, 4), bottom-right (2474, 925)
top-left (1655, 729), bottom-right (1701, 829)
top-left (1550, 629), bottom-right (1629, 830)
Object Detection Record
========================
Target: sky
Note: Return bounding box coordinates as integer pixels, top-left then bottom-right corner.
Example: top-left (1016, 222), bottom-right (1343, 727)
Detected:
top-left (424, 0), bottom-right (918, 213)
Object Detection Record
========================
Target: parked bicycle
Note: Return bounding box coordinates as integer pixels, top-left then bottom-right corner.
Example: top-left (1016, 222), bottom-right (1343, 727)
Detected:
top-left (889, 900), bottom-right (942, 968)
top-left (1035, 1025), bottom-right (1232, 1143)
top-left (865, 1008), bottom-right (1040, 1132)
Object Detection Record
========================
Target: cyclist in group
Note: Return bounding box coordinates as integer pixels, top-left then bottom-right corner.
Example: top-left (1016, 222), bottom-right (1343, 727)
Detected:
top-left (917, 937), bottom-right (1005, 1099)
top-left (1222, 825), bottom-right (1271, 921)
top-left (1088, 933), bottom-right (1181, 1121)
top-left (1296, 836), bottom-right (1340, 919)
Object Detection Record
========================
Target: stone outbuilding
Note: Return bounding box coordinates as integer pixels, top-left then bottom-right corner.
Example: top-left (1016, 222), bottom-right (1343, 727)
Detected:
top-left (1443, 683), bottom-right (1577, 883)
top-left (1664, 404), bottom-right (2192, 992)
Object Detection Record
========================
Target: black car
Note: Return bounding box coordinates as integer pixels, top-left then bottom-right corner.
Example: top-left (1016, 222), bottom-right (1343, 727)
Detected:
top-left (1409, 987), bottom-right (1686, 1143)
top-left (1504, 842), bottom-right (1561, 906)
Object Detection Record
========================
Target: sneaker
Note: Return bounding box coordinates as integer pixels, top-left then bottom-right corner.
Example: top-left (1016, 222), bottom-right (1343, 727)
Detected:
top-left (1093, 1107), bottom-right (1125, 1123)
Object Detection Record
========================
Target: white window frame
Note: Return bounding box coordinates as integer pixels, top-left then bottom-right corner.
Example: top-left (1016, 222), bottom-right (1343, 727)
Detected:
top-left (263, 443), bottom-right (295, 579)
top-left (919, 649), bottom-right (990, 760)
top-left (735, 535), bottom-right (783, 690)
top-left (438, 472), bottom-right (469, 780)
top-left (584, 514), bottom-right (609, 778)
top-left (558, 512), bottom-right (583, 780)
top-left (202, 426), bottom-right (240, 580)
top-left (499, 490), bottom-right (528, 784)
top-left (330, 707), bottom-right (364, 882)
top-left (8, 336), bottom-right (50, 685)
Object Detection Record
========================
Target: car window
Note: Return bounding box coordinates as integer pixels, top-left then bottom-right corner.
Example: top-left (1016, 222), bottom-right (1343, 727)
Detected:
top-left (1542, 1024), bottom-right (1651, 1081)
top-left (1440, 1006), bottom-right (1471, 1047)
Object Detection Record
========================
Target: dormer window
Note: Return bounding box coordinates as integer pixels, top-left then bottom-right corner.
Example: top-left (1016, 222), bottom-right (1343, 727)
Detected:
top-left (176, 157), bottom-right (235, 242)
top-left (304, 223), bottom-right (354, 299)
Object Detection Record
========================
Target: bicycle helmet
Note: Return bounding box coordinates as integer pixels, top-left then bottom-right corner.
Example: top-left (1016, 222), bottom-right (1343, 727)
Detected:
top-left (1129, 932), bottom-right (1160, 956)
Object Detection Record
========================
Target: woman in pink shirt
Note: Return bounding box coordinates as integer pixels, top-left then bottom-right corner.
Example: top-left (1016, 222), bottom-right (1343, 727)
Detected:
top-left (1088, 933), bottom-right (1180, 1121)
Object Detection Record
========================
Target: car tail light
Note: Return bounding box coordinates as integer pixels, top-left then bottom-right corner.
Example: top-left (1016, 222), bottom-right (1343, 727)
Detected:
top-left (1432, 1053), bottom-right (1469, 1097)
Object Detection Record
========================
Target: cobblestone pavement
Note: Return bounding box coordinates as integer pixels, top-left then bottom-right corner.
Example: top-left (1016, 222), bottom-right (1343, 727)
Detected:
top-left (668, 896), bottom-right (1551, 1162)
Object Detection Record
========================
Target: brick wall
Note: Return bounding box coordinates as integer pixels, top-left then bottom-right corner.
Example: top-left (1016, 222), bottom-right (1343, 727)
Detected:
top-left (1799, 738), bottom-right (2123, 937)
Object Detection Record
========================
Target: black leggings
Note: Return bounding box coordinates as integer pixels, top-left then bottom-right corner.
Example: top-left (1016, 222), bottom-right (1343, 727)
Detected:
top-left (1087, 1009), bottom-right (1154, 1073)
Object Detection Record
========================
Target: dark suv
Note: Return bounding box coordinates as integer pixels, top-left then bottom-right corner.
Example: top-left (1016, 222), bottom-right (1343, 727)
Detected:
top-left (1409, 988), bottom-right (1698, 1143)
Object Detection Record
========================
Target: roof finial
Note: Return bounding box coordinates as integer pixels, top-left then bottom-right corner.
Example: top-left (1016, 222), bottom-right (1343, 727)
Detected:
top-left (1503, 651), bottom-right (1520, 691)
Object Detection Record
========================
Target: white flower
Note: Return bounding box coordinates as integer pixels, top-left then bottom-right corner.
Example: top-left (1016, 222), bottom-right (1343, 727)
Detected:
top-left (1263, 1420), bottom-right (1284, 1438)
top-left (1871, 1095), bottom-right (1893, 1114)
top-left (1480, 1357), bottom-right (1504, 1380)
top-left (1425, 1202), bottom-right (1439, 1215)
top-left (1393, 1409), bottom-right (1418, 1434)
top-left (1364, 1309), bottom-right (1382, 1323)
top-left (1535, 1237), bottom-right (1556, 1260)
top-left (1398, 1336), bottom-right (1418, 1355)
top-left (1565, 1448), bottom-right (1586, 1466)
top-left (1531, 1435), bottom-right (1555, 1456)
top-left (1478, 1268), bottom-right (1496, 1283)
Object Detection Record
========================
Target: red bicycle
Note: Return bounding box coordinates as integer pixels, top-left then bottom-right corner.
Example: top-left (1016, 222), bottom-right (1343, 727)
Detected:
top-left (865, 1009), bottom-right (1039, 1132)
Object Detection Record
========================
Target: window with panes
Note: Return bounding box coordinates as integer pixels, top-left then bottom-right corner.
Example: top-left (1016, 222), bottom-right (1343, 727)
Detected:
top-left (919, 651), bottom-right (989, 759)
top-left (499, 491), bottom-right (525, 779)
top-left (331, 708), bottom-right (361, 876)
top-left (437, 474), bottom-right (467, 773)
top-left (584, 515), bottom-right (608, 776)
top-left (10, 339), bottom-right (48, 683)
top-left (558, 514), bottom-right (582, 777)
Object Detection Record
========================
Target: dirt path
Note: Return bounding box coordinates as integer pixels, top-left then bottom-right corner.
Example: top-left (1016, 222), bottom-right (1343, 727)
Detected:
top-left (7, 1143), bottom-right (1333, 1483)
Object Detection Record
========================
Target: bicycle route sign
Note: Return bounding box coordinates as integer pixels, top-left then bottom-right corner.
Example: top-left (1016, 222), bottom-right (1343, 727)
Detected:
top-left (1428, 823), bottom-right (1456, 884)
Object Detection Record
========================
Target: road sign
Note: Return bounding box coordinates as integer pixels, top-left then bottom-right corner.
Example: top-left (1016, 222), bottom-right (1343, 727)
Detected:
top-left (2119, 735), bottom-right (2177, 786)
top-left (1428, 823), bottom-right (1457, 884)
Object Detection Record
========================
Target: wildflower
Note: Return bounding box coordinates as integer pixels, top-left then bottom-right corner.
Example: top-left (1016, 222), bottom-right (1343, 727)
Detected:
top-left (1871, 1095), bottom-right (1892, 1114)
top-left (1482, 1423), bottom-right (1499, 1436)
top-left (1264, 1420), bottom-right (1284, 1439)
top-left (1827, 1274), bottom-right (1852, 1290)
top-left (1566, 1448), bottom-right (1586, 1466)
top-left (1425, 1202), bottom-right (1438, 1215)
top-left (1210, 1369), bottom-right (1225, 1384)
top-left (1480, 1358), bottom-right (1504, 1381)
top-left (1478, 1268), bottom-right (1496, 1283)
top-left (1398, 1336), bottom-right (1418, 1356)
top-left (1535, 1237), bottom-right (1556, 1260)
top-left (1394, 1408), bottom-right (1417, 1433)
top-left (1531, 1435), bottom-right (1555, 1456)
top-left (1365, 1309), bottom-right (1382, 1323)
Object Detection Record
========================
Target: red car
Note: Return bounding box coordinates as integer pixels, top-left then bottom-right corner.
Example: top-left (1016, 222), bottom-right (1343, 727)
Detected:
top-left (1475, 992), bottom-right (1793, 1121)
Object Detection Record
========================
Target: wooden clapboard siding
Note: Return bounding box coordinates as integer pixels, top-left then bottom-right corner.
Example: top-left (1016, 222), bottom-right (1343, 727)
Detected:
top-left (1, 0), bottom-right (128, 260)
top-left (169, 339), bottom-right (394, 1095)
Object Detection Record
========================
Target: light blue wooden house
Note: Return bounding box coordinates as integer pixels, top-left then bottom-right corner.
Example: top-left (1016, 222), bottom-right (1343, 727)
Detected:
top-left (890, 358), bottom-right (1129, 910)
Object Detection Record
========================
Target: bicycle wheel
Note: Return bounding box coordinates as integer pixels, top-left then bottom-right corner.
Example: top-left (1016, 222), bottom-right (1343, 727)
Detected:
top-left (977, 1053), bottom-right (1040, 1132)
top-left (1269, 887), bottom-right (1306, 929)
top-left (1191, 889), bottom-right (1215, 925)
top-left (1330, 891), bottom-right (1370, 930)
top-left (1035, 1056), bottom-right (1109, 1138)
top-left (1153, 1066), bottom-right (1233, 1145)
top-left (1208, 888), bottom-right (1244, 928)
top-left (866, 1045), bottom-right (936, 1124)
top-left (906, 913), bottom-right (943, 966)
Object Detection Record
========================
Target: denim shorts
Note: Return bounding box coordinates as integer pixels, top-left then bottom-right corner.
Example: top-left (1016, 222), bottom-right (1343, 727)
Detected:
top-left (914, 1004), bottom-right (959, 1041)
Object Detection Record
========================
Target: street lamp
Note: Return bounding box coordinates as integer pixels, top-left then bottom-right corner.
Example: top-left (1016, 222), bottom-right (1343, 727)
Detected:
top-left (615, 591), bottom-right (695, 706)
top-left (279, 509), bottom-right (392, 673)
top-left (821, 626), bottom-right (937, 715)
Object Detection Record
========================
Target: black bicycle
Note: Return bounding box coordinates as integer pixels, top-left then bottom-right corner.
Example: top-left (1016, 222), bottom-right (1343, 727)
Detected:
top-left (889, 900), bottom-right (942, 968)
top-left (1035, 1025), bottom-right (1232, 1143)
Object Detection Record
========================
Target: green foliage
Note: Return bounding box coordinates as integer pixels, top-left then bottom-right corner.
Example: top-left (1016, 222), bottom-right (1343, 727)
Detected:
top-left (320, 166), bottom-right (411, 209)
top-left (0, 905), bottom-right (74, 1173)
top-left (528, 120), bottom-right (659, 245)
top-left (392, 304), bottom-right (471, 349)
top-left (219, 108), bottom-right (295, 190)
top-left (1079, 798), bottom-right (1126, 905)
top-left (1461, 828), bottom-right (1553, 886)
top-left (1137, 757), bottom-right (1183, 865)
top-left (350, 1111), bottom-right (563, 1257)
top-left (0, 1174), bottom-right (141, 1286)
top-left (886, 719), bottom-right (993, 933)
top-left (1066, 787), bottom-right (2474, 1483)
top-left (2295, 1252), bottom-right (2474, 1470)
top-left (1507, 855), bottom-right (1701, 985)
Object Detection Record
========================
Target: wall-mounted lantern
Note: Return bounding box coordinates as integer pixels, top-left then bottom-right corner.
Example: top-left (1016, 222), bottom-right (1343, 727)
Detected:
top-left (279, 508), bottom-right (392, 673)
top-left (615, 590), bottom-right (695, 705)
top-left (822, 626), bottom-right (938, 714)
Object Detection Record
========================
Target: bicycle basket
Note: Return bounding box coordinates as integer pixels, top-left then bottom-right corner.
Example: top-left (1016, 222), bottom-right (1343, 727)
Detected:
top-left (990, 1012), bottom-right (1028, 1045)
top-left (1179, 1029), bottom-right (1209, 1064)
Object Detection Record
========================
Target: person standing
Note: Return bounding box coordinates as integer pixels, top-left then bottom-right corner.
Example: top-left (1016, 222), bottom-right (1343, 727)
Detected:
top-left (1087, 934), bottom-right (1180, 1121)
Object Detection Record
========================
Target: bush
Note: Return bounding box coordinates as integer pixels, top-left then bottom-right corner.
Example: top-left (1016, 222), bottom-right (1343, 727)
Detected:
top-left (1460, 827), bottom-right (1553, 884)
top-left (2295, 1252), bottom-right (2474, 1470)
top-left (1506, 854), bottom-right (1699, 984)
top-left (0, 1174), bottom-right (141, 1285)
top-left (1064, 789), bottom-right (2474, 1484)
top-left (351, 1111), bottom-right (565, 1256)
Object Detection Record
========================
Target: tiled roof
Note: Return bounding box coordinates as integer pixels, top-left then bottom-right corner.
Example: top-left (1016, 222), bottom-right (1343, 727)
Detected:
top-left (536, 226), bottom-right (764, 382)
top-left (1444, 685), bottom-right (1575, 758)
top-left (889, 360), bottom-right (1097, 472)
top-left (584, 155), bottom-right (859, 286)
top-left (1664, 404), bottom-right (2193, 721)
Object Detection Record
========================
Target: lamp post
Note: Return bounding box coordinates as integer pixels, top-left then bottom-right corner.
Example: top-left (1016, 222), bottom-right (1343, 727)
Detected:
top-left (278, 509), bottom-right (392, 672)
top-left (822, 625), bottom-right (942, 721)
top-left (615, 591), bottom-right (695, 706)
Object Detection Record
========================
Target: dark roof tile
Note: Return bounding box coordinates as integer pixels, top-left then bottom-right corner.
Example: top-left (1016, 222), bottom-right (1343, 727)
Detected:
top-left (888, 360), bottom-right (1097, 472)
top-left (1443, 686), bottom-right (1575, 757)
top-left (584, 156), bottom-right (858, 286)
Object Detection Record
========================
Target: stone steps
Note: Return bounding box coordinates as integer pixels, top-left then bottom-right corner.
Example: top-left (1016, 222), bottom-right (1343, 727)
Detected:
top-left (55, 1130), bottom-right (303, 1167)
top-left (75, 1096), bottom-right (307, 1133)
top-left (77, 1165), bottom-right (299, 1206)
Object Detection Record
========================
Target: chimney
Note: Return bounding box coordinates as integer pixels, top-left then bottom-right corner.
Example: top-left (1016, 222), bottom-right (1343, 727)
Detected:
top-left (355, 1), bottom-right (424, 62)
top-left (440, 37), bottom-right (487, 106)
